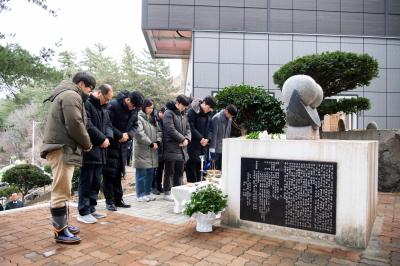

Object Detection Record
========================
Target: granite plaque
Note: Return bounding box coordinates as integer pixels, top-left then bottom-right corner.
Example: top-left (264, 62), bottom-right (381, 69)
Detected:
top-left (240, 158), bottom-right (337, 234)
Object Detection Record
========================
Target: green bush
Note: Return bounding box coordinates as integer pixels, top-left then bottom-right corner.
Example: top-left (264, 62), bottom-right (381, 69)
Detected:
top-left (215, 85), bottom-right (286, 134)
top-left (2, 164), bottom-right (52, 198)
top-left (273, 51), bottom-right (378, 116)
top-left (246, 131), bottom-right (260, 139)
top-left (43, 165), bottom-right (52, 174)
top-left (0, 185), bottom-right (19, 198)
top-left (183, 185), bottom-right (227, 217)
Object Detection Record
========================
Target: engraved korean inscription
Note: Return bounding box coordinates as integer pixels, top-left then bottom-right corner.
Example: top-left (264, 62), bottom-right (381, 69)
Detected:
top-left (240, 158), bottom-right (337, 234)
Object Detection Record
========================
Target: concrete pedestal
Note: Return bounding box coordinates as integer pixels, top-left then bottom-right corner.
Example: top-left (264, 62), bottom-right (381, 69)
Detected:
top-left (220, 138), bottom-right (378, 248)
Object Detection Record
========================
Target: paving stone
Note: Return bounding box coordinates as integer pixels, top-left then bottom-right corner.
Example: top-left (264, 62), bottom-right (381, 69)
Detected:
top-left (0, 193), bottom-right (398, 266)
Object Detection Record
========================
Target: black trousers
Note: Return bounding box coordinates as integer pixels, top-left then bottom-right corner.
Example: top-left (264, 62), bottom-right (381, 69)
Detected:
top-left (214, 153), bottom-right (222, 170)
top-left (163, 160), bottom-right (184, 193)
top-left (185, 159), bottom-right (202, 183)
top-left (152, 160), bottom-right (164, 192)
top-left (78, 164), bottom-right (102, 216)
top-left (103, 170), bottom-right (123, 205)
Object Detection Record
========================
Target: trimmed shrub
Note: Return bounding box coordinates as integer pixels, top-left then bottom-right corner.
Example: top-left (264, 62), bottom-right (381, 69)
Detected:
top-left (215, 85), bottom-right (286, 135)
top-left (2, 164), bottom-right (51, 198)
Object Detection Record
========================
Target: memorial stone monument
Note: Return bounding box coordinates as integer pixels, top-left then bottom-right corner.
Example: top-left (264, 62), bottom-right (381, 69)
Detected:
top-left (220, 75), bottom-right (378, 249)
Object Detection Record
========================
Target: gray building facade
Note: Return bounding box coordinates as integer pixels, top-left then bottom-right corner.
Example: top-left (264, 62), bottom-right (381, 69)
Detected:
top-left (142, 0), bottom-right (400, 129)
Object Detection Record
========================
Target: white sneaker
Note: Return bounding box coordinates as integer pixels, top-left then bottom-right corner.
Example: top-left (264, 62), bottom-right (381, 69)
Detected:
top-left (91, 212), bottom-right (107, 219)
top-left (146, 194), bottom-right (156, 201)
top-left (137, 196), bottom-right (147, 202)
top-left (77, 214), bottom-right (97, 224)
top-left (164, 194), bottom-right (174, 202)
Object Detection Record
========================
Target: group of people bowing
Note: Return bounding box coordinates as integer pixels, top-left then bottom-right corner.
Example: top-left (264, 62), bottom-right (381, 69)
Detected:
top-left (40, 71), bottom-right (237, 244)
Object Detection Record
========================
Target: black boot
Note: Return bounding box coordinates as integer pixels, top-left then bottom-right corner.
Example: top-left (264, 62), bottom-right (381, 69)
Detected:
top-left (51, 206), bottom-right (81, 244)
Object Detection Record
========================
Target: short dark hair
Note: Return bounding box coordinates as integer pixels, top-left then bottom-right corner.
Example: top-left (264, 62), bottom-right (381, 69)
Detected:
top-left (129, 91), bottom-right (144, 108)
top-left (98, 84), bottom-right (112, 96)
top-left (176, 94), bottom-right (191, 107)
top-left (72, 71), bottom-right (96, 89)
top-left (203, 96), bottom-right (216, 109)
top-left (226, 104), bottom-right (238, 116)
top-left (158, 106), bottom-right (166, 113)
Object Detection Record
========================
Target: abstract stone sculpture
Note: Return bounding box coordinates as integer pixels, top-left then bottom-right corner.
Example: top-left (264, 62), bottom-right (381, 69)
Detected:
top-left (282, 75), bottom-right (323, 140)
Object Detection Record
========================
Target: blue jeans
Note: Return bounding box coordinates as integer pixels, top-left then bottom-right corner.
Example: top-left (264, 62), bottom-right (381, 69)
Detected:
top-left (78, 164), bottom-right (102, 216)
top-left (136, 168), bottom-right (155, 198)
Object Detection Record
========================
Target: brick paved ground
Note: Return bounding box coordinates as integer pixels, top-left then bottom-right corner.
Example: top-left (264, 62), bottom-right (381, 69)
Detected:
top-left (0, 193), bottom-right (399, 265)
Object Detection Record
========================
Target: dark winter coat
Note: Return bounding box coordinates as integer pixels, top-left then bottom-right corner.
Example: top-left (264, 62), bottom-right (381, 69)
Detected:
top-left (40, 80), bottom-right (91, 166)
top-left (5, 200), bottom-right (24, 210)
top-left (134, 111), bottom-right (162, 168)
top-left (82, 94), bottom-right (113, 165)
top-left (209, 110), bottom-right (232, 154)
top-left (103, 91), bottom-right (139, 178)
top-left (155, 111), bottom-right (165, 161)
top-left (187, 99), bottom-right (213, 162)
top-left (163, 101), bottom-right (191, 162)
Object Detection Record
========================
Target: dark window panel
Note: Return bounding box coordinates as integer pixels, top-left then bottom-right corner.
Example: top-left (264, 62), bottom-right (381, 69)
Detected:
top-left (294, 10), bottom-right (316, 33)
top-left (195, 0), bottom-right (219, 6)
top-left (341, 12), bottom-right (364, 35)
top-left (171, 0), bottom-right (194, 4)
top-left (245, 0), bottom-right (267, 8)
top-left (389, 0), bottom-right (400, 14)
top-left (294, 0), bottom-right (317, 10)
top-left (220, 7), bottom-right (244, 31)
top-left (245, 8), bottom-right (268, 32)
top-left (270, 0), bottom-right (292, 9)
top-left (364, 14), bottom-right (385, 36)
top-left (341, 0), bottom-right (363, 12)
top-left (220, 0), bottom-right (245, 7)
top-left (270, 9), bottom-right (293, 33)
top-left (169, 5), bottom-right (195, 28)
top-left (317, 0), bottom-right (340, 11)
top-left (195, 6), bottom-right (219, 30)
top-left (388, 15), bottom-right (400, 36)
top-left (317, 11), bottom-right (340, 34)
top-left (147, 5), bottom-right (169, 28)
top-left (364, 0), bottom-right (385, 13)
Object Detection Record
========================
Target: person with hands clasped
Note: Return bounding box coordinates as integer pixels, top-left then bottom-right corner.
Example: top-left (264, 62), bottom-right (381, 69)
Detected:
top-left (134, 99), bottom-right (162, 202)
top-left (162, 95), bottom-right (192, 201)
top-left (41, 71), bottom-right (95, 244)
top-left (186, 96), bottom-right (216, 183)
top-left (103, 90), bottom-right (143, 211)
top-left (77, 84), bottom-right (114, 224)
top-left (209, 104), bottom-right (238, 170)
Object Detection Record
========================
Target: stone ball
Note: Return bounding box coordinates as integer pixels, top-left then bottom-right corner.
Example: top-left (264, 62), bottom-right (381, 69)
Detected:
top-left (366, 121), bottom-right (378, 130)
top-left (282, 75), bottom-right (323, 108)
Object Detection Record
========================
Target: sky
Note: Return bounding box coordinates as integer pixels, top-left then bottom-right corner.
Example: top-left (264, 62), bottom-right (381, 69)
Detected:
top-left (0, 0), bottom-right (182, 76)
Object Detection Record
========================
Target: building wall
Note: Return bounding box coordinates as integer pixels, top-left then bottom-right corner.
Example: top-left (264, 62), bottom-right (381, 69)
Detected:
top-left (143, 0), bottom-right (400, 37)
top-left (191, 31), bottom-right (400, 129)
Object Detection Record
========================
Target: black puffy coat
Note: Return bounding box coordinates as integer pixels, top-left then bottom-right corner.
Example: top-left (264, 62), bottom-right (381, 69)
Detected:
top-left (187, 99), bottom-right (212, 162)
top-left (163, 101), bottom-right (191, 162)
top-left (83, 94), bottom-right (113, 165)
top-left (155, 111), bottom-right (165, 161)
top-left (103, 91), bottom-right (139, 178)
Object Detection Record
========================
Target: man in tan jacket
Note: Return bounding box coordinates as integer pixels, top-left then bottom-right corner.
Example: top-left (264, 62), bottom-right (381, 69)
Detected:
top-left (41, 72), bottom-right (95, 244)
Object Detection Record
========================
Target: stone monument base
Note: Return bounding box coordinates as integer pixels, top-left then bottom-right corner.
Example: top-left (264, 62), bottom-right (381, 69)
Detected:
top-left (286, 125), bottom-right (320, 140)
top-left (220, 138), bottom-right (378, 248)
